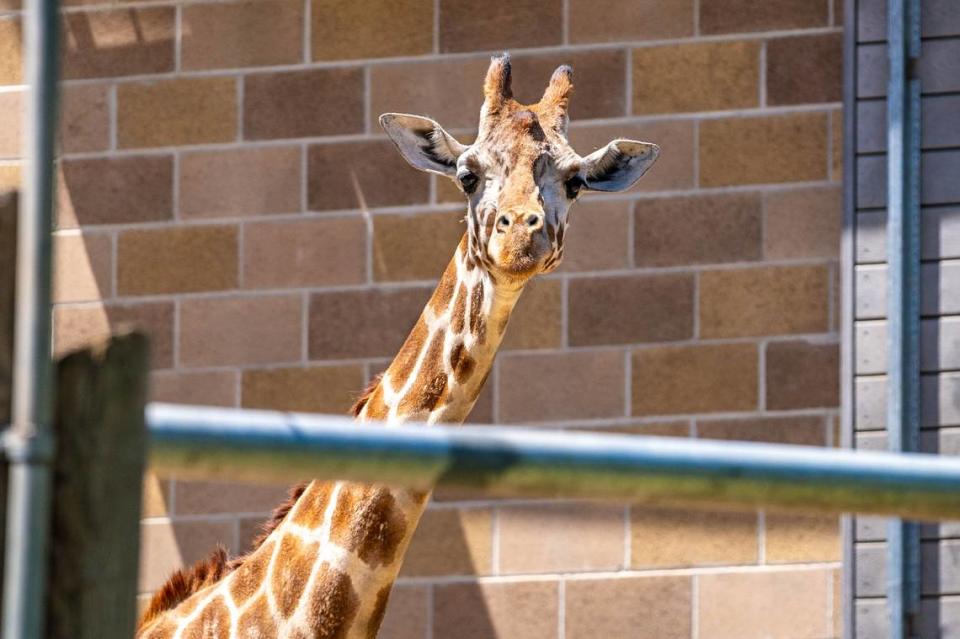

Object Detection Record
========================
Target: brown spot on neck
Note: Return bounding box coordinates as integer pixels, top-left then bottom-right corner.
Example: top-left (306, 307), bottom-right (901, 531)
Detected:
top-left (272, 534), bottom-right (319, 618)
top-left (451, 283), bottom-right (468, 334)
top-left (229, 539), bottom-right (273, 606)
top-left (236, 595), bottom-right (277, 639)
top-left (329, 484), bottom-right (408, 569)
top-left (398, 329), bottom-right (449, 414)
top-left (449, 341), bottom-right (476, 385)
top-left (291, 481), bottom-right (333, 529)
top-left (390, 317), bottom-right (428, 388)
top-left (305, 564), bottom-right (360, 639)
top-left (469, 283), bottom-right (487, 345)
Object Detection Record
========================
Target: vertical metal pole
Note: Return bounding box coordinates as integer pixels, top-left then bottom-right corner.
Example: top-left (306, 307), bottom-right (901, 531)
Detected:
top-left (1, 0), bottom-right (61, 635)
top-left (885, 0), bottom-right (922, 636)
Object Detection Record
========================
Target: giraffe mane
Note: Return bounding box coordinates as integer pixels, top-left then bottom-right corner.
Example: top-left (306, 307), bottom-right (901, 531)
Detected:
top-left (136, 481), bottom-right (310, 631)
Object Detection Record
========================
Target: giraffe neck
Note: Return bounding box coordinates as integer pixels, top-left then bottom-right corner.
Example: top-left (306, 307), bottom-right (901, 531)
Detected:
top-left (359, 234), bottom-right (523, 425)
top-left (137, 233), bottom-right (529, 639)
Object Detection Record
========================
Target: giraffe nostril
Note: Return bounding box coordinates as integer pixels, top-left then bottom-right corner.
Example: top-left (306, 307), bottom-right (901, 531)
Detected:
top-left (497, 215), bottom-right (511, 229)
top-left (525, 214), bottom-right (541, 228)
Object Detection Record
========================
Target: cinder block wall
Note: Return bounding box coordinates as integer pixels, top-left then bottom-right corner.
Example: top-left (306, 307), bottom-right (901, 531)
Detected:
top-left (1, 0), bottom-right (843, 635)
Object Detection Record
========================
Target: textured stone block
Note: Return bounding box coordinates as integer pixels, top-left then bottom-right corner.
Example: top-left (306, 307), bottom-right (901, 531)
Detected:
top-left (58, 155), bottom-right (173, 228)
top-left (631, 507), bottom-right (757, 567)
top-left (438, 0), bottom-right (561, 53)
top-left (117, 225), bottom-right (238, 295)
top-left (118, 77), bottom-right (237, 148)
top-left (182, 0), bottom-right (303, 70)
top-left (243, 217), bottom-right (366, 288)
top-left (312, 0), bottom-right (432, 60)
top-left (632, 343), bottom-right (758, 415)
top-left (241, 365), bottom-right (365, 414)
top-left (699, 265), bottom-right (830, 338)
top-left (565, 575), bottom-right (691, 639)
top-left (632, 41), bottom-right (759, 114)
top-left (568, 274), bottom-right (694, 346)
top-left (400, 508), bottom-right (492, 577)
top-left (62, 8), bottom-right (174, 80)
top-left (244, 68), bottom-right (364, 140)
top-left (373, 212), bottom-right (464, 282)
top-left (699, 113), bottom-right (829, 186)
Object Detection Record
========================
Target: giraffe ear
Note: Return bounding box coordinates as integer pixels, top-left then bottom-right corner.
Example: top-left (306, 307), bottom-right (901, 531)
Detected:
top-left (379, 113), bottom-right (467, 177)
top-left (580, 139), bottom-right (660, 192)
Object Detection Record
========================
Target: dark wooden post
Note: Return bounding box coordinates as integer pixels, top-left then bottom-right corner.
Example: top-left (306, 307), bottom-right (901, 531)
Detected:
top-left (0, 190), bottom-right (17, 617)
top-left (45, 330), bottom-right (150, 638)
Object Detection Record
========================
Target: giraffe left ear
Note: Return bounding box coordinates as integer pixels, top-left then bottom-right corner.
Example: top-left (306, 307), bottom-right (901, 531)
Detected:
top-left (379, 113), bottom-right (467, 177)
top-left (581, 139), bottom-right (660, 192)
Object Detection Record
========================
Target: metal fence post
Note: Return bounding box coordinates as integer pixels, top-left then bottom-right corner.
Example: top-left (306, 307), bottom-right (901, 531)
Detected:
top-left (885, 0), bottom-right (923, 636)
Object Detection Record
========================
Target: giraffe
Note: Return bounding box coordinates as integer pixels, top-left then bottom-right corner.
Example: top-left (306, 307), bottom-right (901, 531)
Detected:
top-left (136, 53), bottom-right (659, 639)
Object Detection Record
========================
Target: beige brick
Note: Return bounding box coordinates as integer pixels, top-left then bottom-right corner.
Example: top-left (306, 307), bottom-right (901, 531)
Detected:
top-left (400, 508), bottom-right (492, 577)
top-left (697, 415), bottom-right (827, 446)
top-left (53, 233), bottom-right (112, 303)
top-left (433, 581), bottom-right (558, 639)
top-left (118, 77), bottom-right (237, 148)
top-left (173, 479), bottom-right (289, 516)
top-left (499, 350), bottom-right (625, 423)
top-left (700, 113), bottom-right (829, 186)
top-left (633, 41), bottom-right (759, 114)
top-left (61, 84), bottom-right (109, 153)
top-left (765, 513), bottom-right (841, 563)
top-left (574, 421), bottom-right (691, 438)
top-left (767, 34), bottom-right (842, 106)
top-left (142, 473), bottom-right (171, 518)
top-left (631, 507), bottom-right (757, 568)
top-left (241, 364), bottom-right (365, 414)
top-left (150, 370), bottom-right (238, 407)
top-left (58, 155), bottom-right (173, 228)
top-left (700, 0), bottom-right (828, 33)
top-left (0, 91), bottom-right (21, 157)
top-left (832, 109), bottom-right (843, 181)
top-left (379, 585), bottom-right (429, 639)
top-left (373, 212), bottom-right (464, 282)
top-left (499, 502), bottom-right (624, 574)
top-left (180, 295), bottom-right (302, 367)
top-left (179, 146), bottom-right (302, 219)
top-left (181, 0), bottom-right (303, 70)
top-left (699, 265), bottom-right (830, 338)
top-left (439, 0), bottom-right (561, 53)
top-left (309, 287), bottom-right (430, 360)
top-left (312, 0), bottom-right (432, 61)
top-left (568, 119), bottom-right (694, 192)
top-left (697, 569), bottom-right (833, 638)
top-left (565, 575), bottom-right (691, 639)
top-left (138, 519), bottom-right (236, 592)
top-left (557, 200), bottom-right (631, 272)
top-left (244, 68), bottom-right (364, 140)
top-left (764, 186), bottom-right (842, 259)
top-left (308, 140), bottom-right (430, 211)
top-left (568, 274), bottom-right (694, 346)
top-left (632, 343), bottom-right (758, 415)
top-left (635, 193), bottom-right (762, 266)
top-left (55, 301), bottom-right (174, 368)
top-left (243, 217), bottom-right (366, 288)
top-left (569, 0), bottom-right (693, 43)
top-left (499, 279), bottom-right (562, 351)
top-left (117, 225), bottom-right (238, 295)
top-left (0, 18), bottom-right (21, 85)
top-left (766, 340), bottom-right (840, 409)
top-left (62, 8), bottom-right (174, 80)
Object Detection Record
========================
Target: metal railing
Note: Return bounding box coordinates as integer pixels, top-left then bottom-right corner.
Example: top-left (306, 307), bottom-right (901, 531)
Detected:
top-left (148, 403), bottom-right (960, 522)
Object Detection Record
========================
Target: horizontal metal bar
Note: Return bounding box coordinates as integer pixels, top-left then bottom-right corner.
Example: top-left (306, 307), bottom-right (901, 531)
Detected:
top-left (148, 403), bottom-right (960, 521)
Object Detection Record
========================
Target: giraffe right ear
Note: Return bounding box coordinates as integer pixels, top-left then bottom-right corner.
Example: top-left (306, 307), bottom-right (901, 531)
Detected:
top-left (379, 113), bottom-right (467, 177)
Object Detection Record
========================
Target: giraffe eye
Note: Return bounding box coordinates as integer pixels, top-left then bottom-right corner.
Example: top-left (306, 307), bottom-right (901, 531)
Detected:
top-left (565, 176), bottom-right (586, 199)
top-left (458, 172), bottom-right (479, 194)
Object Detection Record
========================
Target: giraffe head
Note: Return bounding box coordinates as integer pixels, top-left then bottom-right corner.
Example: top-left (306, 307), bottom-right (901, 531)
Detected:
top-left (380, 53), bottom-right (660, 286)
